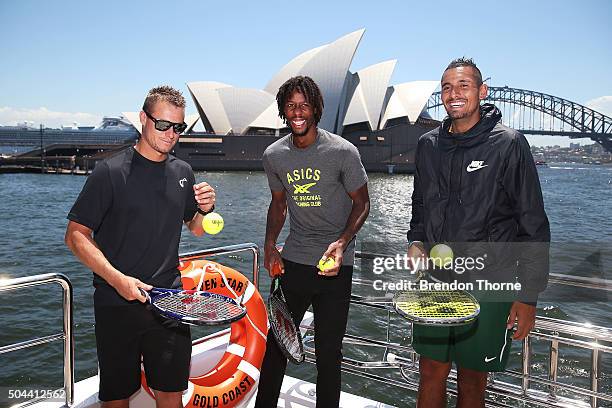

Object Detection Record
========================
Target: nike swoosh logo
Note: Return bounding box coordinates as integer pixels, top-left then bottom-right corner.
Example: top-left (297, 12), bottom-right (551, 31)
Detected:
top-left (484, 356), bottom-right (496, 362)
top-left (467, 164), bottom-right (488, 172)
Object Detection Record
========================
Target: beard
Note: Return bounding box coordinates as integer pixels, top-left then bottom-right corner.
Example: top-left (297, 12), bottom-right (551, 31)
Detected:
top-left (448, 111), bottom-right (470, 120)
top-left (445, 104), bottom-right (481, 122)
top-left (289, 121), bottom-right (312, 136)
top-left (292, 127), bottom-right (308, 136)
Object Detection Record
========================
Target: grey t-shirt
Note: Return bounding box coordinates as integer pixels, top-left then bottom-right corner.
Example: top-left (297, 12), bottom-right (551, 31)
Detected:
top-left (262, 128), bottom-right (368, 266)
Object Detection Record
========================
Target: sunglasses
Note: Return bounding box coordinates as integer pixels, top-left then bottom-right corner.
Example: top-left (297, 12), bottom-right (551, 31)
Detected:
top-left (143, 110), bottom-right (187, 134)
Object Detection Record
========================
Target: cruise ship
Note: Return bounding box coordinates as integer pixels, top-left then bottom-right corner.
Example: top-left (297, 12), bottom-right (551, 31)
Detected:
top-left (0, 116), bottom-right (138, 173)
top-left (0, 116), bottom-right (436, 174)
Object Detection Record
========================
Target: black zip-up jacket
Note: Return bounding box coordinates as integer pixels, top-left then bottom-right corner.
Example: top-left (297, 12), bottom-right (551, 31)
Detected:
top-left (408, 104), bottom-right (550, 304)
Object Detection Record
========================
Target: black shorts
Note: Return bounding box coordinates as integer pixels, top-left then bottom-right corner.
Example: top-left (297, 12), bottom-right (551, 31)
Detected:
top-left (94, 304), bottom-right (191, 401)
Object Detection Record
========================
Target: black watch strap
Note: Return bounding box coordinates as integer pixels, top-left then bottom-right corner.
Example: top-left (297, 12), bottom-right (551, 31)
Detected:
top-left (197, 205), bottom-right (214, 216)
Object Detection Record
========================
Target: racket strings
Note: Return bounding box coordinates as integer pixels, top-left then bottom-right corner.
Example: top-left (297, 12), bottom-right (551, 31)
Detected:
top-left (269, 295), bottom-right (302, 359)
top-left (154, 293), bottom-right (244, 321)
top-left (395, 290), bottom-right (478, 319)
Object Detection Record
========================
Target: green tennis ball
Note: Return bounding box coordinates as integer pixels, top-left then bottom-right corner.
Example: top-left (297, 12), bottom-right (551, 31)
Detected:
top-left (317, 257), bottom-right (335, 271)
top-left (202, 212), bottom-right (224, 235)
top-left (430, 244), bottom-right (453, 268)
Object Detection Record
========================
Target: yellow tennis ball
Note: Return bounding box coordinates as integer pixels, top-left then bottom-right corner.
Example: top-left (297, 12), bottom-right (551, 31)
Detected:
top-left (430, 244), bottom-right (454, 268)
top-left (317, 257), bottom-right (335, 271)
top-left (202, 212), bottom-right (224, 235)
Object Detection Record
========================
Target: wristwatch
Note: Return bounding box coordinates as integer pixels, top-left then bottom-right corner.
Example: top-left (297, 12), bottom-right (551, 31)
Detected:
top-left (197, 205), bottom-right (215, 216)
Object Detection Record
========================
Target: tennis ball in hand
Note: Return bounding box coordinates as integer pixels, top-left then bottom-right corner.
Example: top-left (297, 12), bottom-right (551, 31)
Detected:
top-left (202, 212), bottom-right (224, 235)
top-left (317, 257), bottom-right (336, 271)
top-left (430, 244), bottom-right (453, 268)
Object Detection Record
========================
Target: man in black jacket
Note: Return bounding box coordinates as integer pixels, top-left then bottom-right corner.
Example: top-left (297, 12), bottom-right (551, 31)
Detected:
top-left (407, 58), bottom-right (550, 407)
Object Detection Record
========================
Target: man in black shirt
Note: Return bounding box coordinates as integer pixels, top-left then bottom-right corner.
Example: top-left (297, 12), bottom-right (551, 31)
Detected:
top-left (65, 86), bottom-right (216, 407)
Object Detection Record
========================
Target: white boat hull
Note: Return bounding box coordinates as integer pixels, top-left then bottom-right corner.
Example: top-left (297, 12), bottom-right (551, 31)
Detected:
top-left (29, 312), bottom-right (393, 408)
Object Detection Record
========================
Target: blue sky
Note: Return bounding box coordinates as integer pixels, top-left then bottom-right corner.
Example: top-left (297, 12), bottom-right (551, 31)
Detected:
top-left (0, 0), bottom-right (610, 146)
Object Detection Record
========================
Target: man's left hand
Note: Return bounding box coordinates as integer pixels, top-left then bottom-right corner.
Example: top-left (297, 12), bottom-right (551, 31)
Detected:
top-left (507, 301), bottom-right (536, 340)
top-left (320, 240), bottom-right (345, 276)
top-left (194, 182), bottom-right (216, 213)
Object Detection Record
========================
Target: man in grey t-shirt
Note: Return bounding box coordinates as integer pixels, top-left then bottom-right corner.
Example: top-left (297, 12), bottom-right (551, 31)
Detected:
top-left (255, 76), bottom-right (370, 408)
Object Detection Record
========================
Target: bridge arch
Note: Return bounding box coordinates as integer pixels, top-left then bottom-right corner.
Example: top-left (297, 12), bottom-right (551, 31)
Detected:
top-left (426, 86), bottom-right (612, 152)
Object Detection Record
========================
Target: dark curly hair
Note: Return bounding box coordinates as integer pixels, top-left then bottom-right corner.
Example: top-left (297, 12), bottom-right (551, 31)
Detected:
top-left (444, 57), bottom-right (483, 86)
top-left (276, 76), bottom-right (324, 125)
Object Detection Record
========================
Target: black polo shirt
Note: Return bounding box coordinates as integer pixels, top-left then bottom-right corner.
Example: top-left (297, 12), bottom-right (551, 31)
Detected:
top-left (68, 147), bottom-right (198, 306)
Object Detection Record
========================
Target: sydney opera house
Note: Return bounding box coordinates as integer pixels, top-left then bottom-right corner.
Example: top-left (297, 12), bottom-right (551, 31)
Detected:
top-left (125, 29), bottom-right (441, 172)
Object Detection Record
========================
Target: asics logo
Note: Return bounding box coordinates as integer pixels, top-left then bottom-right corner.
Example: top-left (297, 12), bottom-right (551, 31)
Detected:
top-left (179, 178), bottom-right (187, 188)
top-left (466, 160), bottom-right (488, 172)
top-left (293, 182), bottom-right (316, 194)
top-left (484, 356), bottom-right (496, 363)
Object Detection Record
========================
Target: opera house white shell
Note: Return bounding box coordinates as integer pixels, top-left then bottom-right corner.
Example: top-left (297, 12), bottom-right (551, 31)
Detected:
top-left (125, 29), bottom-right (439, 136)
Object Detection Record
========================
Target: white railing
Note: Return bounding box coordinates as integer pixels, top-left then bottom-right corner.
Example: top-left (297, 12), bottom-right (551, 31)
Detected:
top-left (0, 273), bottom-right (74, 407)
top-left (305, 250), bottom-right (612, 408)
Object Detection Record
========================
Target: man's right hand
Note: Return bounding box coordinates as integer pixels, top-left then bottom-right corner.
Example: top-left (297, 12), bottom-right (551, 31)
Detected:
top-left (111, 274), bottom-right (152, 302)
top-left (264, 244), bottom-right (284, 278)
top-left (407, 242), bottom-right (427, 275)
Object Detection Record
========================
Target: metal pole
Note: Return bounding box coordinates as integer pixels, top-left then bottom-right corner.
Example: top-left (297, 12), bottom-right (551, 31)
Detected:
top-left (591, 348), bottom-right (600, 407)
top-left (548, 339), bottom-right (559, 401)
top-left (251, 245), bottom-right (260, 290)
top-left (62, 276), bottom-right (75, 406)
top-left (522, 336), bottom-right (530, 394)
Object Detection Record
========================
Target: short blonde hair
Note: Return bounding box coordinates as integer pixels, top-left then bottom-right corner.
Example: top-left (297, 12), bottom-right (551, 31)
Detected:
top-left (142, 85), bottom-right (186, 112)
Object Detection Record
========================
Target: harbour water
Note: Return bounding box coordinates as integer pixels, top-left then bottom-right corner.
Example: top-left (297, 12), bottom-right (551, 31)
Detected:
top-left (0, 163), bottom-right (611, 406)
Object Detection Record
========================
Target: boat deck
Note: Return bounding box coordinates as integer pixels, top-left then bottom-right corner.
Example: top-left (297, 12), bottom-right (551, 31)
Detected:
top-left (45, 373), bottom-right (395, 408)
top-left (2, 243), bottom-right (611, 408)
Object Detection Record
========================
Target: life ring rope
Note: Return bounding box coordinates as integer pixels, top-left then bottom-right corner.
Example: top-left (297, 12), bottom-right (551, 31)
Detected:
top-left (245, 313), bottom-right (267, 341)
top-left (195, 262), bottom-right (239, 299)
top-left (195, 262), bottom-right (265, 341)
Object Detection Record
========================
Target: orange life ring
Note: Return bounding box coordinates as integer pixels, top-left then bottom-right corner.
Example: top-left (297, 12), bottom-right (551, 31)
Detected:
top-left (141, 259), bottom-right (268, 407)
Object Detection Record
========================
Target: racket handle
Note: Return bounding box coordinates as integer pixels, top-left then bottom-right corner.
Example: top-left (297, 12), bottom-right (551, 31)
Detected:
top-left (272, 262), bottom-right (282, 277)
top-left (271, 277), bottom-right (280, 293)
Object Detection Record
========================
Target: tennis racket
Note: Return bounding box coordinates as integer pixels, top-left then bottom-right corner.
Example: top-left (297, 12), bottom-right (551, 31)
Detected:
top-left (363, 269), bottom-right (480, 326)
top-left (268, 277), bottom-right (305, 364)
top-left (141, 287), bottom-right (247, 326)
top-left (391, 287), bottom-right (480, 326)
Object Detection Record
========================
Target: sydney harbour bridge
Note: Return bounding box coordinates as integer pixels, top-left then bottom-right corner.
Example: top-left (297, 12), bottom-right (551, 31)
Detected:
top-left (425, 86), bottom-right (612, 153)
